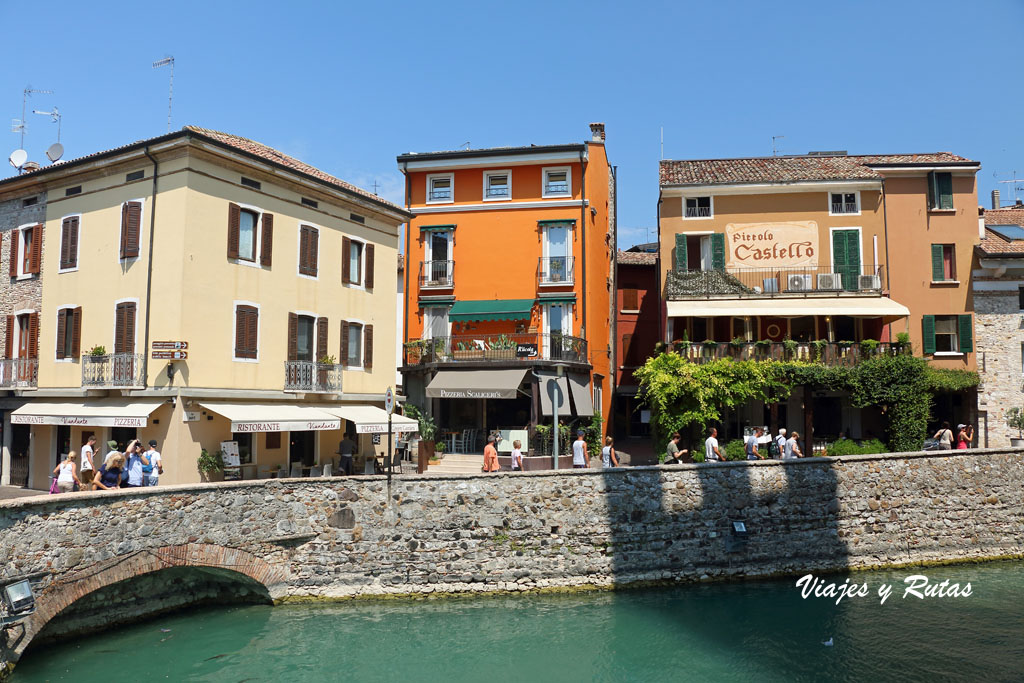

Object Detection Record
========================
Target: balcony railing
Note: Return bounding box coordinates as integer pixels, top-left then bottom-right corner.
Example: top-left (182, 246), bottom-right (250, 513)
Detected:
top-left (428, 188), bottom-right (451, 201)
top-left (831, 202), bottom-right (859, 214)
top-left (669, 341), bottom-right (907, 367)
top-left (419, 260), bottom-right (454, 288)
top-left (284, 361), bottom-right (343, 393)
top-left (685, 205), bottom-right (712, 218)
top-left (485, 186), bottom-right (509, 198)
top-left (405, 333), bottom-right (588, 366)
top-left (0, 358), bottom-right (38, 388)
top-left (544, 182), bottom-right (569, 195)
top-left (666, 265), bottom-right (885, 299)
top-left (82, 353), bottom-right (145, 388)
top-left (538, 256), bottom-right (575, 285)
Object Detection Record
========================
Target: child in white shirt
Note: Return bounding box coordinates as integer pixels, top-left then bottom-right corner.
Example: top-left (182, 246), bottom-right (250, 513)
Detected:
top-left (511, 440), bottom-right (524, 472)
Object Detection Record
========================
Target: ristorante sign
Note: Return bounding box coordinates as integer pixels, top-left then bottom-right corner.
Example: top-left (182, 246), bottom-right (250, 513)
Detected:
top-left (725, 221), bottom-right (818, 268)
top-left (230, 419), bottom-right (341, 432)
top-left (11, 415), bottom-right (148, 427)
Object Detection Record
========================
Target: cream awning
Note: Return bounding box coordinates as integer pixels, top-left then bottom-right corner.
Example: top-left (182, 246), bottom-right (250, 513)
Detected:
top-left (319, 405), bottom-right (419, 434)
top-left (11, 399), bottom-right (164, 428)
top-left (198, 402), bottom-right (341, 432)
top-left (666, 296), bottom-right (911, 320)
top-left (426, 368), bottom-right (528, 399)
top-left (567, 373), bottom-right (594, 417)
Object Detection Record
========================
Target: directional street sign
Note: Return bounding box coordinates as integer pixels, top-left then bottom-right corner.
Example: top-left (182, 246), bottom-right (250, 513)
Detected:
top-left (152, 350), bottom-right (188, 360)
top-left (385, 387), bottom-right (394, 415)
top-left (152, 341), bottom-right (189, 350)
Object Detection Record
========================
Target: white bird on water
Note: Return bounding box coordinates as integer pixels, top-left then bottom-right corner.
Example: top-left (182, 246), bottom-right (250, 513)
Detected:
top-left (822, 638), bottom-right (834, 647)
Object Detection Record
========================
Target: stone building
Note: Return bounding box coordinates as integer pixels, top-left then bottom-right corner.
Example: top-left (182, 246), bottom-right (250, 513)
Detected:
top-left (974, 201), bottom-right (1024, 447)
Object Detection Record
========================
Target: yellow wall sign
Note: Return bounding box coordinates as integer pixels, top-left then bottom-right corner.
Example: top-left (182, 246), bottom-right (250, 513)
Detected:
top-left (726, 221), bottom-right (818, 268)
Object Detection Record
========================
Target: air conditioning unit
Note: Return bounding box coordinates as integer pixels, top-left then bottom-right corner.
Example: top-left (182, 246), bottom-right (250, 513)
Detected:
top-left (787, 274), bottom-right (813, 291)
top-left (817, 273), bottom-right (843, 291)
top-left (858, 274), bottom-right (882, 291)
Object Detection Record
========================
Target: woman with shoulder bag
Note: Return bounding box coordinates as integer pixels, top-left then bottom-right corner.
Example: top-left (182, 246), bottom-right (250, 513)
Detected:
top-left (933, 421), bottom-right (954, 450)
top-left (52, 452), bottom-right (80, 493)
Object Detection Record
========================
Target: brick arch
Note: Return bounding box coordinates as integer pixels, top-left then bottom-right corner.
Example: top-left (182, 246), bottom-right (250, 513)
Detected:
top-left (11, 544), bottom-right (288, 660)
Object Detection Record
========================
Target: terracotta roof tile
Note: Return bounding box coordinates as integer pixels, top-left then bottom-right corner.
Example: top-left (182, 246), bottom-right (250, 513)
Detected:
top-left (984, 206), bottom-right (1024, 227)
top-left (660, 152), bottom-right (977, 186)
top-left (617, 250), bottom-right (657, 265)
top-left (979, 209), bottom-right (1024, 255)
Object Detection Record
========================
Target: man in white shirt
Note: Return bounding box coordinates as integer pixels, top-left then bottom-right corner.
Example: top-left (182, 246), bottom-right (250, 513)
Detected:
top-left (704, 428), bottom-right (722, 462)
top-left (79, 435), bottom-right (97, 491)
top-left (144, 439), bottom-right (163, 486)
top-left (776, 428), bottom-right (787, 459)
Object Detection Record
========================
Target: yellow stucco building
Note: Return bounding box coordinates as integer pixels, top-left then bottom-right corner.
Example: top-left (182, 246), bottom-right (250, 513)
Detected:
top-left (0, 126), bottom-right (414, 488)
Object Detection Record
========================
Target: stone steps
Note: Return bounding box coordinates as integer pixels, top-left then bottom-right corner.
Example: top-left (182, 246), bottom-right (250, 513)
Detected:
top-left (427, 453), bottom-right (485, 475)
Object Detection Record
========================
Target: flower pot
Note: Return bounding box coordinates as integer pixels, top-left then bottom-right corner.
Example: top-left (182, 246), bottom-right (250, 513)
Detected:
top-left (454, 350), bottom-right (484, 360)
top-left (200, 470), bottom-right (224, 483)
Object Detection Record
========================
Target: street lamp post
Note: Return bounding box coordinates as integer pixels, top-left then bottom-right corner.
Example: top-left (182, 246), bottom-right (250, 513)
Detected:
top-left (551, 364), bottom-right (565, 471)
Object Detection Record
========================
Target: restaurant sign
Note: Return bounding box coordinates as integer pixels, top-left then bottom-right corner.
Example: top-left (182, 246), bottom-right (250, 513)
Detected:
top-left (437, 389), bottom-right (513, 399)
top-left (230, 419), bottom-right (341, 432)
top-left (11, 414), bottom-right (148, 427)
top-left (356, 422), bottom-right (419, 434)
top-left (725, 221), bottom-right (818, 268)
top-left (515, 343), bottom-right (538, 358)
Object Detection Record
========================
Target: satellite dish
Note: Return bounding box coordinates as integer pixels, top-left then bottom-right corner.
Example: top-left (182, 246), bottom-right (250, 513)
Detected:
top-left (45, 143), bottom-right (64, 162)
top-left (8, 149), bottom-right (27, 169)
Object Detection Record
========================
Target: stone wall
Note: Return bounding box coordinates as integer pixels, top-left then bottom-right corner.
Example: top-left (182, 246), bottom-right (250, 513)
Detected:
top-left (975, 292), bottom-right (1024, 446)
top-left (0, 449), bottom-right (1022, 668)
top-left (0, 190), bottom-right (46, 324)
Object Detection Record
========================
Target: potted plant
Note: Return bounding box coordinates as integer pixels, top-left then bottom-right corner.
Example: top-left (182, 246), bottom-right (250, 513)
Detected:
top-left (484, 334), bottom-right (515, 360)
top-left (405, 404), bottom-right (437, 472)
top-left (1006, 408), bottom-right (1024, 448)
top-left (454, 340), bottom-right (484, 360)
top-left (782, 337), bottom-right (798, 359)
top-left (811, 339), bottom-right (829, 362)
top-left (434, 441), bottom-right (446, 460)
top-left (549, 258), bottom-right (565, 282)
top-left (404, 340), bottom-right (425, 365)
top-left (197, 448), bottom-right (224, 482)
top-left (894, 332), bottom-right (911, 353)
top-left (88, 345), bottom-right (106, 357)
top-left (859, 339), bottom-right (880, 357)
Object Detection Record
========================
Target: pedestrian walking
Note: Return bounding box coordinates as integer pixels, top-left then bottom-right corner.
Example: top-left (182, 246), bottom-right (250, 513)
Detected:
top-left (572, 430), bottom-right (589, 469)
top-left (143, 440), bottom-right (163, 486)
top-left (665, 432), bottom-right (682, 463)
top-left (511, 440), bottom-right (524, 471)
top-left (746, 427), bottom-right (764, 460)
top-left (602, 436), bottom-right (619, 468)
top-left (336, 433), bottom-right (356, 475)
top-left (933, 422), bottom-right (954, 450)
top-left (79, 435), bottom-right (97, 491)
top-left (482, 435), bottom-right (500, 472)
top-left (52, 452), bottom-right (80, 493)
top-left (786, 431), bottom-right (804, 459)
top-left (773, 428), bottom-right (787, 459)
top-left (964, 424), bottom-right (975, 449)
top-left (704, 427), bottom-right (722, 462)
top-left (94, 454), bottom-right (125, 491)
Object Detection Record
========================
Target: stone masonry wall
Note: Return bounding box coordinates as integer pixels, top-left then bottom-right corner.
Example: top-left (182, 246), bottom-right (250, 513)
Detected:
top-left (0, 191), bottom-right (46, 323)
top-left (975, 293), bottom-right (1024, 446)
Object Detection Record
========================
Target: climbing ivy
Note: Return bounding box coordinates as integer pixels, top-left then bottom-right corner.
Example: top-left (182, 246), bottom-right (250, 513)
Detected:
top-left (635, 352), bottom-right (979, 453)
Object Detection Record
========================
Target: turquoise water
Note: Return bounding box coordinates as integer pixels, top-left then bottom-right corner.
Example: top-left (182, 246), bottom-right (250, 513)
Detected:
top-left (13, 561), bottom-right (1023, 682)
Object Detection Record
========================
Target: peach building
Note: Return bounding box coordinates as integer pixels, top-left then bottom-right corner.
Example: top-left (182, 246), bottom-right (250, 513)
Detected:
top-left (397, 124), bottom-right (614, 462)
top-left (658, 151), bottom-right (980, 450)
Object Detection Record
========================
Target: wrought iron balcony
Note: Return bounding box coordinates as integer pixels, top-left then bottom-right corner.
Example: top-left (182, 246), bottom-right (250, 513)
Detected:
top-left (538, 256), bottom-right (575, 285)
top-left (485, 186), bottom-right (509, 198)
top-left (666, 265), bottom-right (885, 299)
top-left (404, 333), bottom-right (588, 366)
top-left (544, 181), bottom-right (569, 195)
top-left (668, 340), bottom-right (907, 367)
top-left (428, 188), bottom-right (451, 201)
top-left (419, 260), bottom-right (454, 288)
top-left (831, 202), bottom-right (859, 214)
top-left (684, 205), bottom-right (712, 218)
top-left (82, 353), bottom-right (145, 388)
top-left (0, 358), bottom-right (38, 388)
top-left (284, 361), bottom-right (343, 393)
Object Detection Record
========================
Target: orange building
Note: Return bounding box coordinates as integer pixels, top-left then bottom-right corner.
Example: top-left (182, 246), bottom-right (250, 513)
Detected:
top-left (657, 152), bottom-right (981, 449)
top-left (397, 124), bottom-right (614, 462)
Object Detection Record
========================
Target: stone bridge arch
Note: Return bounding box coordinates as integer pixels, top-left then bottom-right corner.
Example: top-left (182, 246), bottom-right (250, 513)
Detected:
top-left (7, 543), bottom-right (288, 662)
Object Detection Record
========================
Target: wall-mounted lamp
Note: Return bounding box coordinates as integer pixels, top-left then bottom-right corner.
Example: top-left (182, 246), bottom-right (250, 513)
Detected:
top-left (166, 362), bottom-right (176, 382)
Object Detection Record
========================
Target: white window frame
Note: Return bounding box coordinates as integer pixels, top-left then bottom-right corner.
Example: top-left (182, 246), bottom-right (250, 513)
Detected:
top-left (232, 202), bottom-right (265, 269)
top-left (542, 166), bottom-right (572, 198)
top-left (542, 303), bottom-right (572, 336)
top-left (422, 306), bottom-right (451, 340)
top-left (346, 318), bottom-right (366, 371)
top-left (426, 173), bottom-right (454, 204)
top-left (678, 230), bottom-right (714, 271)
top-left (345, 237), bottom-right (367, 289)
top-left (425, 229), bottom-right (452, 262)
top-left (14, 222), bottom-right (36, 280)
top-left (232, 300), bottom-right (261, 363)
top-left (58, 213), bottom-right (82, 273)
top-left (112, 297), bottom-right (140, 355)
top-left (682, 195), bottom-right (714, 220)
top-left (827, 190), bottom-right (861, 216)
top-left (933, 315), bottom-right (960, 355)
top-left (54, 304), bottom-right (79, 363)
top-left (11, 307), bottom-right (34, 359)
top-left (292, 309), bottom-right (319, 363)
top-left (482, 169), bottom-right (512, 202)
top-left (541, 223), bottom-right (574, 285)
top-left (296, 222), bottom-right (322, 281)
top-left (118, 198), bottom-right (147, 264)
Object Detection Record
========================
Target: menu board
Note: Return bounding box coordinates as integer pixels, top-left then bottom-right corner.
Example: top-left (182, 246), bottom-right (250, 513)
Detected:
top-left (220, 440), bottom-right (241, 467)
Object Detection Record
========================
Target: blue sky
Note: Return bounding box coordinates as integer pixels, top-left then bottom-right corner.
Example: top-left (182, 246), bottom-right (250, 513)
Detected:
top-left (2, 0), bottom-right (1022, 249)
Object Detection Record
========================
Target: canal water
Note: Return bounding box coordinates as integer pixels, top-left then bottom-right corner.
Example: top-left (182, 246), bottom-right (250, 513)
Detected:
top-left (12, 561), bottom-right (1023, 682)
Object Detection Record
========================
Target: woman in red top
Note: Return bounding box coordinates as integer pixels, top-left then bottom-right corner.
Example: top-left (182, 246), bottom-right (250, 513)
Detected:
top-left (482, 435), bottom-right (500, 472)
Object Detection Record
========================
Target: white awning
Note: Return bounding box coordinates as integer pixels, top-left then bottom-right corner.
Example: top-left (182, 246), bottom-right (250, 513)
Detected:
top-left (666, 296), bottom-right (911, 320)
top-left (567, 373), bottom-right (594, 417)
top-left (426, 368), bottom-right (529, 399)
top-left (198, 402), bottom-right (341, 432)
top-left (11, 399), bottom-right (164, 428)
top-left (319, 405), bottom-right (419, 434)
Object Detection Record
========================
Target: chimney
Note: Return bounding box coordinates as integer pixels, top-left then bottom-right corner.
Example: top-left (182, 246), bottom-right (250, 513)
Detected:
top-left (589, 122), bottom-right (605, 142)
top-left (991, 189), bottom-right (1000, 210)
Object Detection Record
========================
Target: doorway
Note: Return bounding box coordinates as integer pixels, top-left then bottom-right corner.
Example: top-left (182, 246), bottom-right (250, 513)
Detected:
top-left (289, 431), bottom-right (315, 466)
top-left (55, 425), bottom-right (71, 466)
top-left (111, 427), bottom-right (138, 451)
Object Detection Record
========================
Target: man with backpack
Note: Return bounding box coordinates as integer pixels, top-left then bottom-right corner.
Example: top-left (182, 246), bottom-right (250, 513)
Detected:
top-left (769, 428), bottom-right (786, 459)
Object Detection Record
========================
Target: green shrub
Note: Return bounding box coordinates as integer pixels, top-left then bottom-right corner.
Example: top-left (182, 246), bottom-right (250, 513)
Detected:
top-left (857, 438), bottom-right (887, 454)
top-left (724, 440), bottom-right (747, 461)
top-left (827, 438), bottom-right (861, 456)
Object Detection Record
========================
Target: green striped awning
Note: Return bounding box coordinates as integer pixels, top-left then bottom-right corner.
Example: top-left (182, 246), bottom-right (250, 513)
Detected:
top-left (448, 299), bottom-right (535, 322)
top-left (420, 224), bottom-right (455, 233)
top-left (537, 219), bottom-right (576, 226)
top-left (537, 293), bottom-right (576, 304)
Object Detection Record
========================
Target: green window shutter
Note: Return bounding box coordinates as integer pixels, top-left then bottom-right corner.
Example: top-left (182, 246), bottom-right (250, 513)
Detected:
top-left (958, 314), bottom-right (973, 353)
top-left (922, 315), bottom-right (936, 354)
top-left (938, 173), bottom-right (954, 210)
top-left (711, 232), bottom-right (726, 271)
top-left (674, 233), bottom-right (688, 272)
top-left (931, 244), bottom-right (945, 281)
top-left (832, 230), bottom-right (848, 268)
top-left (927, 172), bottom-right (937, 209)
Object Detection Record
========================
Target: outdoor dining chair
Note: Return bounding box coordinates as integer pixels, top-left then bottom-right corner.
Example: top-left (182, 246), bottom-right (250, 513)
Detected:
top-left (288, 462), bottom-right (302, 478)
top-left (310, 465), bottom-right (322, 478)
top-left (322, 462), bottom-right (333, 477)
top-left (363, 458), bottom-right (376, 475)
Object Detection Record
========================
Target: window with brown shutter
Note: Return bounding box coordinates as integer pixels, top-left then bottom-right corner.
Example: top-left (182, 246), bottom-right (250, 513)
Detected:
top-left (622, 288), bottom-right (639, 311)
top-left (266, 432), bottom-right (281, 449)
top-left (71, 307), bottom-right (82, 358)
top-left (260, 213), bottom-right (274, 267)
top-left (363, 324), bottom-right (373, 370)
top-left (299, 225), bottom-right (319, 276)
top-left (4, 316), bottom-right (12, 359)
top-left (364, 244), bottom-right (375, 289)
top-left (316, 317), bottom-right (328, 361)
top-left (341, 237), bottom-right (351, 284)
top-left (227, 203), bottom-right (241, 259)
top-left (8, 232), bottom-right (18, 278)
top-left (27, 312), bottom-right (39, 359)
top-left (56, 309), bottom-right (67, 359)
top-left (28, 224), bottom-right (42, 274)
top-left (287, 312), bottom-right (298, 361)
top-left (60, 217), bottom-right (80, 270)
top-left (340, 320), bottom-right (350, 367)
top-left (621, 333), bottom-right (633, 365)
top-left (234, 305), bottom-right (259, 359)
top-left (114, 302), bottom-right (136, 354)
top-left (120, 202), bottom-right (141, 259)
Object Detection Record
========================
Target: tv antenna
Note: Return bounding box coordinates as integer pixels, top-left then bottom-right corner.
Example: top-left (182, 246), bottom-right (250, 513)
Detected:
top-left (32, 106), bottom-right (61, 142)
top-left (660, 126), bottom-right (664, 160)
top-left (12, 86), bottom-right (53, 149)
top-left (996, 171), bottom-right (1023, 204)
top-left (371, 180), bottom-right (380, 195)
top-left (772, 135), bottom-right (785, 156)
top-left (152, 56), bottom-right (175, 132)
